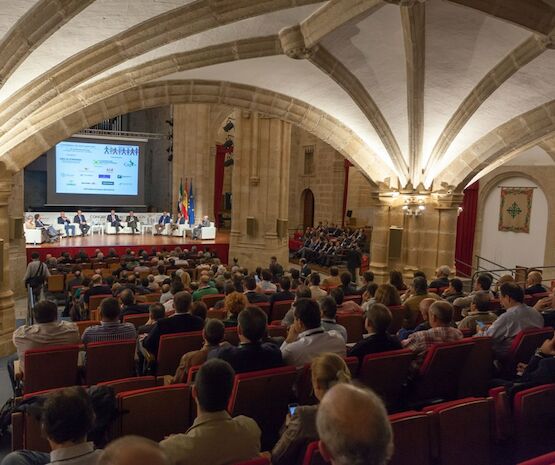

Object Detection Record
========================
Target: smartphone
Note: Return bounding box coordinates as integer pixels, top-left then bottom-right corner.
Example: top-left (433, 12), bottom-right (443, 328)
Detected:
top-left (476, 321), bottom-right (486, 329)
top-left (288, 403), bottom-right (299, 416)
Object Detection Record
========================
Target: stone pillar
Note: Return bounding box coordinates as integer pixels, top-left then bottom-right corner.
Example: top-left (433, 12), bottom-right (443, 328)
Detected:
top-left (0, 162), bottom-right (15, 356)
top-left (172, 104), bottom-right (215, 221)
top-left (9, 170), bottom-right (26, 298)
top-left (368, 193), bottom-right (391, 283)
top-left (229, 111), bottom-right (291, 271)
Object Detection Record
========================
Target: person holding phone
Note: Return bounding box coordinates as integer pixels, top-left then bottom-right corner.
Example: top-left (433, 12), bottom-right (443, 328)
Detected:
top-left (457, 293), bottom-right (497, 335)
top-left (270, 353), bottom-right (351, 465)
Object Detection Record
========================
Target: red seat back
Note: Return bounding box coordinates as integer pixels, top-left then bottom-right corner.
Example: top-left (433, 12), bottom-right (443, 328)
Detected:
top-left (343, 294), bottom-right (362, 305)
top-left (458, 337), bottom-right (494, 397)
top-left (201, 293), bottom-right (225, 308)
top-left (231, 458), bottom-right (270, 465)
top-left (387, 305), bottom-right (405, 334)
top-left (207, 308), bottom-right (227, 320)
top-left (388, 411), bottom-right (431, 465)
top-left (228, 366), bottom-right (297, 450)
top-left (514, 384), bottom-right (555, 461)
top-left (518, 451), bottom-right (555, 465)
top-left (156, 331), bottom-right (203, 376)
top-left (117, 384), bottom-right (191, 442)
top-left (358, 349), bottom-right (414, 409)
top-left (98, 376), bottom-right (158, 394)
top-left (271, 300), bottom-right (294, 321)
top-left (85, 340), bottom-right (136, 385)
top-left (268, 325), bottom-right (287, 339)
top-left (423, 397), bottom-right (493, 465)
top-left (413, 340), bottom-right (474, 402)
top-left (249, 302), bottom-right (270, 318)
top-left (302, 441), bottom-right (326, 465)
top-left (23, 345), bottom-right (79, 395)
top-left (75, 320), bottom-right (100, 336)
top-left (123, 314), bottom-right (149, 328)
top-left (225, 327), bottom-right (240, 346)
top-left (503, 328), bottom-right (554, 376)
top-left (89, 294), bottom-right (112, 311)
top-left (336, 313), bottom-right (364, 343)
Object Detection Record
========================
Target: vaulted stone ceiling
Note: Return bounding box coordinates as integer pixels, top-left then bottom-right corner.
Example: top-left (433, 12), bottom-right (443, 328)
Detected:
top-left (0, 0), bottom-right (553, 192)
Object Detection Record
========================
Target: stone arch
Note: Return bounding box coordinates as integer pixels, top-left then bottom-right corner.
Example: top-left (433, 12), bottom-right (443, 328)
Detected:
top-left (0, 80), bottom-right (396, 185)
top-left (436, 99), bottom-right (555, 191)
top-left (473, 170), bottom-right (555, 269)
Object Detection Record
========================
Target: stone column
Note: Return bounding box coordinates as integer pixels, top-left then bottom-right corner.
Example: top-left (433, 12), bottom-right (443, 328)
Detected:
top-left (229, 111), bottom-right (291, 271)
top-left (9, 170), bottom-right (26, 298)
top-left (172, 104), bottom-right (215, 221)
top-left (368, 193), bottom-right (391, 283)
top-left (0, 162), bottom-right (15, 356)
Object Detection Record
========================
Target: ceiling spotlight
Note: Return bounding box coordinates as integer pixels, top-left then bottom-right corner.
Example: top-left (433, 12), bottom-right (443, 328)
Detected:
top-left (165, 119), bottom-right (173, 127)
top-left (223, 120), bottom-right (234, 132)
top-left (223, 138), bottom-right (234, 149)
top-left (224, 157), bottom-right (234, 167)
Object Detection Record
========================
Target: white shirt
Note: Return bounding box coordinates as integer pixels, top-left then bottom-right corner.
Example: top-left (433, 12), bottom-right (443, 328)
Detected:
top-left (280, 327), bottom-right (346, 367)
top-left (484, 303), bottom-right (544, 356)
top-left (309, 286), bottom-right (327, 301)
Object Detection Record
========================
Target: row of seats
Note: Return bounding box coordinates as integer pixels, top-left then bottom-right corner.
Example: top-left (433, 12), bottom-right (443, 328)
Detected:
top-left (13, 377), bottom-right (555, 464)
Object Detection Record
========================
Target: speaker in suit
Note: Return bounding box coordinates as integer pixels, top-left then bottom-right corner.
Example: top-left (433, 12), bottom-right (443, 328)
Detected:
top-left (73, 210), bottom-right (90, 235)
top-left (106, 210), bottom-right (122, 233)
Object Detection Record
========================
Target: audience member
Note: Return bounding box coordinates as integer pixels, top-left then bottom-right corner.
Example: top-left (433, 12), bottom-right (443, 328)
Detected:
top-left (429, 265), bottom-right (451, 289)
top-left (119, 289), bottom-right (148, 320)
top-left (319, 297), bottom-right (348, 342)
top-left (289, 268), bottom-right (303, 290)
top-left (357, 271), bottom-right (375, 294)
top-left (308, 273), bottom-right (327, 300)
top-left (374, 283), bottom-right (402, 307)
top-left (299, 258), bottom-right (312, 280)
top-left (190, 301), bottom-right (208, 322)
top-left (457, 292), bottom-right (497, 335)
top-left (476, 282), bottom-right (544, 357)
top-left (84, 275), bottom-right (112, 307)
top-left (330, 287), bottom-right (362, 314)
top-left (99, 436), bottom-right (169, 465)
top-left (402, 277), bottom-right (440, 328)
top-left (138, 303), bottom-right (166, 335)
top-left (23, 253), bottom-right (50, 300)
top-left (453, 273), bottom-right (494, 313)
top-left (403, 301), bottom-right (463, 371)
top-left (269, 277), bottom-right (295, 304)
top-left (513, 334), bottom-right (555, 386)
top-left (1, 387), bottom-right (101, 465)
top-left (441, 278), bottom-right (465, 303)
top-left (169, 319), bottom-right (226, 384)
top-left (349, 304), bottom-right (401, 360)
top-left (159, 284), bottom-right (172, 304)
top-left (210, 307), bottom-right (283, 373)
top-left (321, 266), bottom-right (341, 289)
top-left (269, 256), bottom-right (284, 281)
top-left (525, 271), bottom-right (547, 295)
top-left (143, 291), bottom-right (204, 356)
top-left (398, 298), bottom-right (436, 340)
top-left (82, 298), bottom-right (137, 345)
top-left (223, 291), bottom-right (248, 327)
top-left (389, 270), bottom-right (407, 292)
top-left (160, 360), bottom-right (261, 465)
top-left (244, 276), bottom-right (269, 304)
top-left (258, 269), bottom-right (277, 292)
top-left (271, 354), bottom-right (351, 465)
top-left (339, 271), bottom-right (358, 296)
top-left (192, 275), bottom-right (218, 302)
top-left (281, 299), bottom-right (345, 367)
top-left (316, 384), bottom-right (393, 465)
top-left (281, 286), bottom-right (313, 327)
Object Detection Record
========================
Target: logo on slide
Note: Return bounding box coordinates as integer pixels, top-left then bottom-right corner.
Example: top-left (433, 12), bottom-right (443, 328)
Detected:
top-left (117, 175), bottom-right (131, 179)
top-left (123, 160), bottom-right (136, 167)
top-left (98, 174), bottom-right (110, 179)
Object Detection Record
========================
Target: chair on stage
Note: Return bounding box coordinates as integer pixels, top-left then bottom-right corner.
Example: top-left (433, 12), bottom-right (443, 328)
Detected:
top-left (200, 222), bottom-right (217, 240)
top-left (105, 221), bottom-right (142, 235)
top-left (24, 228), bottom-right (43, 245)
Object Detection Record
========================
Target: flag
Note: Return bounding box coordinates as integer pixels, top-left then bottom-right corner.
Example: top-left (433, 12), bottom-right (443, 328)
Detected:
top-left (188, 178), bottom-right (195, 226)
top-left (177, 178), bottom-right (188, 220)
top-left (183, 178), bottom-right (189, 221)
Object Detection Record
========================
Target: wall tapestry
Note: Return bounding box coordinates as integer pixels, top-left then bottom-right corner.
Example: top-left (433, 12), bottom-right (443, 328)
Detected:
top-left (498, 187), bottom-right (533, 233)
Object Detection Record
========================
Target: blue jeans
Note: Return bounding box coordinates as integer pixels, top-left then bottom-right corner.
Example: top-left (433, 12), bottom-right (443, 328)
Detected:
top-left (1, 451), bottom-right (49, 465)
top-left (64, 224), bottom-right (76, 236)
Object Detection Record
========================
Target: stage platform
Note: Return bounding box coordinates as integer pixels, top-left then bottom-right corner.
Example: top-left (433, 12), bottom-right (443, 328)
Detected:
top-left (25, 231), bottom-right (230, 263)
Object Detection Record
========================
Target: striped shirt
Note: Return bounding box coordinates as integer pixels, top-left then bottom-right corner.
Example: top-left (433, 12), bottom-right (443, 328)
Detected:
top-left (82, 321), bottom-right (137, 345)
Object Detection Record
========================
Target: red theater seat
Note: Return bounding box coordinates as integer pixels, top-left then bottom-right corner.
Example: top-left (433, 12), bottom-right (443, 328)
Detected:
top-left (231, 458), bottom-right (270, 465)
top-left (249, 302), bottom-right (270, 319)
top-left (411, 340), bottom-right (474, 403)
top-left (458, 336), bottom-right (493, 397)
top-left (156, 331), bottom-right (203, 376)
top-left (271, 300), bottom-right (294, 322)
top-left (358, 349), bottom-right (414, 410)
top-left (518, 452), bottom-right (555, 465)
top-left (123, 313), bottom-right (149, 328)
top-left (85, 339), bottom-right (136, 385)
top-left (501, 328), bottom-right (553, 378)
top-left (387, 305), bottom-right (405, 334)
top-left (422, 397), bottom-right (493, 465)
top-left (514, 384), bottom-right (555, 461)
top-left (116, 384), bottom-right (191, 442)
top-left (388, 411), bottom-right (431, 465)
top-left (227, 366), bottom-right (297, 450)
top-left (336, 313), bottom-right (364, 343)
top-left (302, 441), bottom-right (326, 465)
top-left (23, 344), bottom-right (79, 395)
top-left (98, 376), bottom-right (158, 394)
top-left (201, 294), bottom-right (225, 308)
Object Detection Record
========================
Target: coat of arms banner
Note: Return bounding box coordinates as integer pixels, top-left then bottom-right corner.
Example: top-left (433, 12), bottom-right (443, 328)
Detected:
top-left (498, 187), bottom-right (534, 233)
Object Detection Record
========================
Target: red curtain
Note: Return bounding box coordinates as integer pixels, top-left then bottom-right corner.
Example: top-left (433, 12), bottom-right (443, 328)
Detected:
top-left (342, 159), bottom-right (353, 227)
top-left (455, 181), bottom-right (479, 277)
top-left (213, 145), bottom-right (229, 228)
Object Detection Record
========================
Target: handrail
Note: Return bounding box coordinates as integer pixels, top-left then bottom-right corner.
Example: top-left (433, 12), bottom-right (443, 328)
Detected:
top-left (470, 264), bottom-right (555, 288)
top-left (454, 257), bottom-right (473, 278)
top-left (26, 285), bottom-right (35, 325)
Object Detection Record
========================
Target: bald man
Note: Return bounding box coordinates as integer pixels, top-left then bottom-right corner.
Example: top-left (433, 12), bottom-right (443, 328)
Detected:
top-left (316, 384), bottom-right (393, 465)
top-left (99, 436), bottom-right (169, 465)
top-left (398, 297), bottom-right (436, 340)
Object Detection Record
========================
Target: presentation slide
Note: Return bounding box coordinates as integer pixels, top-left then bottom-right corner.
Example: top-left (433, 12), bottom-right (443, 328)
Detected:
top-left (55, 141), bottom-right (139, 196)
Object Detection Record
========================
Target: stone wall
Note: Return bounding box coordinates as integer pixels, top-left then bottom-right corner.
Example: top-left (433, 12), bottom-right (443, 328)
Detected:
top-left (8, 170), bottom-right (26, 297)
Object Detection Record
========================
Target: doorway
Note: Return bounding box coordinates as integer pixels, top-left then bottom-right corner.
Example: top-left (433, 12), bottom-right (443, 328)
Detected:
top-left (301, 189), bottom-right (315, 230)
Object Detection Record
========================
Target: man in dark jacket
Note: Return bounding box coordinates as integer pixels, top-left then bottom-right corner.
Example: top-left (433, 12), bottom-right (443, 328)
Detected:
top-left (143, 291), bottom-right (204, 356)
top-left (209, 306), bottom-right (283, 373)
